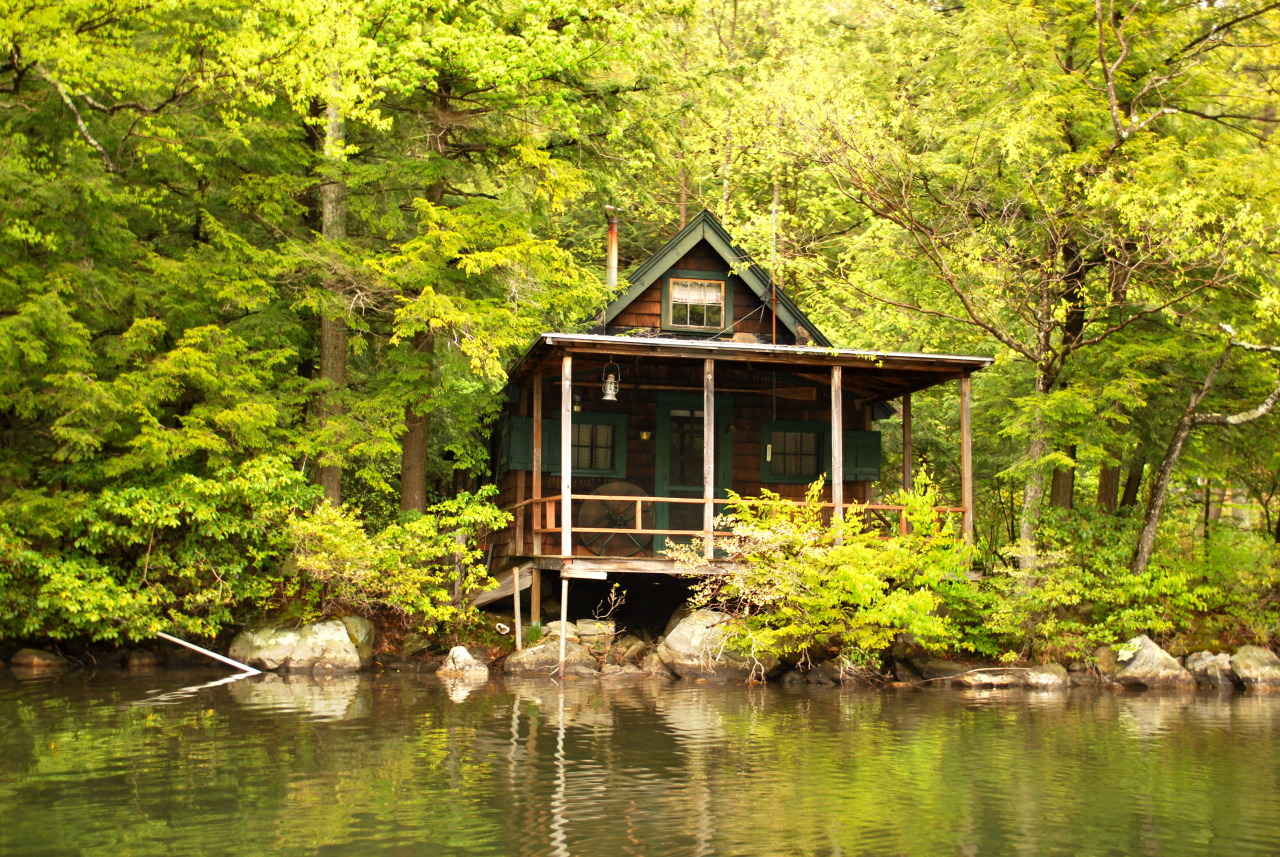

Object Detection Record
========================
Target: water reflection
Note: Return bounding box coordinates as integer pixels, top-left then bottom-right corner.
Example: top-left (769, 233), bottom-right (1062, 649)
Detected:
top-left (3, 673), bottom-right (1280, 857)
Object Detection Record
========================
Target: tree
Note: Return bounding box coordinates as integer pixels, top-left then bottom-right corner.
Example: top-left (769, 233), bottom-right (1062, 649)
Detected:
top-left (789, 0), bottom-right (1280, 552)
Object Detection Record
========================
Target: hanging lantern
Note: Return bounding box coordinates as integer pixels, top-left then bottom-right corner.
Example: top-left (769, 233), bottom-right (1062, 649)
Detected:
top-left (602, 360), bottom-right (621, 401)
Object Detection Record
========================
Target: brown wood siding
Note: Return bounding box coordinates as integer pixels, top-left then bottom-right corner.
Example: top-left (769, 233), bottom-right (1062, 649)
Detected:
top-left (608, 238), bottom-right (795, 343)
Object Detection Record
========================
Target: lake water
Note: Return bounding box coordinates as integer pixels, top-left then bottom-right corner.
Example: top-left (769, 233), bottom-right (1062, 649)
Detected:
top-left (2, 668), bottom-right (1279, 857)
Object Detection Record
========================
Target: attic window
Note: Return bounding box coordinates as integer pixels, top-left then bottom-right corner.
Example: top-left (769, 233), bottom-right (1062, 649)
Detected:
top-left (669, 278), bottom-right (725, 330)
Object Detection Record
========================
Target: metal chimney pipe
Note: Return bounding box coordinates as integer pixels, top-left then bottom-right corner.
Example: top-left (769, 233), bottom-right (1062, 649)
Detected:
top-left (605, 205), bottom-right (618, 292)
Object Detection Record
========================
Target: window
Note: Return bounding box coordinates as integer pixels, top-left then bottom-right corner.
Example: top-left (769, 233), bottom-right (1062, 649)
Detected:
top-left (668, 277), bottom-right (725, 330)
top-left (770, 429), bottom-right (820, 479)
top-left (500, 414), bottom-right (628, 478)
top-left (573, 422), bottom-right (615, 472)
top-left (761, 422), bottom-right (882, 483)
top-left (761, 421), bottom-right (824, 483)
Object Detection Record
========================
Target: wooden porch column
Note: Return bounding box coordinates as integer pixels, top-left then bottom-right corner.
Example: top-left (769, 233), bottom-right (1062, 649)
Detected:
top-left (831, 365), bottom-right (844, 531)
top-left (960, 373), bottom-right (974, 544)
top-left (532, 376), bottom-right (543, 558)
top-left (703, 358), bottom-right (715, 560)
top-left (902, 391), bottom-right (914, 492)
top-left (560, 354), bottom-right (573, 557)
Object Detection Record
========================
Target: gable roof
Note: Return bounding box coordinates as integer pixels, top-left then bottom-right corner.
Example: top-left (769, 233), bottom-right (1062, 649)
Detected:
top-left (603, 209), bottom-right (832, 347)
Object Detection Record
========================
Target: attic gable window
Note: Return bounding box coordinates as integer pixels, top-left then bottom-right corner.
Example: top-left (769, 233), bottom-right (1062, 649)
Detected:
top-left (669, 277), bottom-right (725, 330)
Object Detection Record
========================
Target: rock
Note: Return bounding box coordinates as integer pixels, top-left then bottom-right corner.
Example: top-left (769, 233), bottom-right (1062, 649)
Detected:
top-left (438, 646), bottom-right (489, 680)
top-left (611, 634), bottom-right (648, 665)
top-left (956, 669), bottom-right (1025, 688)
top-left (505, 639), bottom-right (599, 678)
top-left (10, 649), bottom-right (68, 671)
top-left (1231, 645), bottom-right (1280, 689)
top-left (1026, 663), bottom-right (1069, 689)
top-left (640, 651), bottom-right (676, 679)
top-left (663, 604), bottom-right (692, 638)
top-left (1113, 635), bottom-right (1195, 689)
top-left (401, 632), bottom-right (431, 658)
top-left (124, 649), bottom-right (159, 671)
top-left (780, 669), bottom-right (806, 686)
top-left (1094, 645), bottom-right (1119, 677)
top-left (340, 616), bottom-right (375, 668)
top-left (893, 659), bottom-right (923, 683)
top-left (804, 663), bottom-right (839, 686)
top-left (911, 657), bottom-right (969, 681)
top-left (656, 609), bottom-right (779, 682)
top-left (1069, 672), bottom-right (1099, 687)
top-left (1186, 651), bottom-right (1238, 690)
top-left (576, 619), bottom-right (615, 640)
top-left (228, 619), bottom-right (363, 673)
top-left (544, 621), bottom-right (579, 642)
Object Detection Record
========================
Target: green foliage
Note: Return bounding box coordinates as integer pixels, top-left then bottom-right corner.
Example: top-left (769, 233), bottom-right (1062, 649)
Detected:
top-left (287, 488), bottom-right (507, 631)
top-left (983, 508), bottom-right (1280, 661)
top-left (669, 477), bottom-right (978, 666)
top-left (0, 456), bottom-right (318, 641)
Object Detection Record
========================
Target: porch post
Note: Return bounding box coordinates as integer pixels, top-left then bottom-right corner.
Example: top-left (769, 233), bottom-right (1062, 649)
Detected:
top-left (561, 354), bottom-right (573, 557)
top-left (703, 357), bottom-right (715, 560)
top-left (902, 391), bottom-right (914, 492)
top-left (831, 365), bottom-right (844, 531)
top-left (960, 373), bottom-right (974, 545)
top-left (532, 376), bottom-right (543, 557)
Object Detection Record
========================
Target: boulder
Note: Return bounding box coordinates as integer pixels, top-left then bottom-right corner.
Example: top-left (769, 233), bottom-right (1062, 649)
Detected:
top-left (10, 649), bottom-right (69, 671)
top-left (610, 634), bottom-right (648, 665)
top-left (340, 616), bottom-right (375, 668)
top-left (505, 639), bottom-right (599, 678)
top-left (804, 663), bottom-right (839, 686)
top-left (1185, 651), bottom-right (1238, 690)
top-left (656, 608), bottom-right (779, 682)
top-left (437, 646), bottom-right (489, 680)
top-left (544, 621), bottom-right (579, 642)
top-left (780, 669), bottom-right (806, 686)
top-left (1094, 645), bottom-right (1119, 677)
top-left (1231, 645), bottom-right (1280, 689)
top-left (911, 657), bottom-right (969, 681)
top-left (640, 651), bottom-right (676, 679)
top-left (663, 604), bottom-right (692, 638)
top-left (1113, 635), bottom-right (1195, 689)
top-left (892, 659), bottom-right (923, 683)
top-left (401, 632), bottom-right (431, 658)
top-left (124, 649), bottom-right (159, 671)
top-left (576, 619), bottom-right (616, 641)
top-left (228, 619), bottom-right (364, 673)
top-left (1026, 663), bottom-right (1069, 689)
top-left (956, 669), bottom-right (1025, 689)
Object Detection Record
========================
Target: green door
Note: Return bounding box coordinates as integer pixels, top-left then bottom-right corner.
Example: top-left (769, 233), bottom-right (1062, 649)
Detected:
top-left (655, 393), bottom-right (733, 552)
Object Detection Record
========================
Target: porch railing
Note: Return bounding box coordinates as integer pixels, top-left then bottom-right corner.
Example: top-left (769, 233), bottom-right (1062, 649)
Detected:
top-left (501, 494), bottom-right (965, 559)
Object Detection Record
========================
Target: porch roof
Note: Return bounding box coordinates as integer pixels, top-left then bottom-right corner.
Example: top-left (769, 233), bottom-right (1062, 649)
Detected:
top-left (509, 333), bottom-right (994, 404)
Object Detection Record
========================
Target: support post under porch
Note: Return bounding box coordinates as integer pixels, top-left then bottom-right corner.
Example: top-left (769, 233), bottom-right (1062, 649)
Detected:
top-left (960, 373), bottom-right (974, 545)
top-left (702, 358), bottom-right (715, 560)
top-left (831, 365), bottom-right (844, 540)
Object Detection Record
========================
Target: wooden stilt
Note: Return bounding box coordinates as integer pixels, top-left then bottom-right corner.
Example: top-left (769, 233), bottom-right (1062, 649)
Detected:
top-left (513, 562), bottom-right (523, 651)
top-left (831, 366), bottom-right (844, 536)
top-left (561, 355), bottom-right (573, 558)
top-left (702, 358), bottom-right (715, 560)
top-left (557, 575), bottom-right (569, 678)
top-left (960, 373), bottom-right (974, 544)
top-left (533, 376), bottom-right (543, 556)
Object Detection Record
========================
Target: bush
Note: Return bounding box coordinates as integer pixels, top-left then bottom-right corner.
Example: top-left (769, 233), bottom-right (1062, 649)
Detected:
top-left (285, 487), bottom-right (508, 633)
top-left (666, 477), bottom-right (979, 667)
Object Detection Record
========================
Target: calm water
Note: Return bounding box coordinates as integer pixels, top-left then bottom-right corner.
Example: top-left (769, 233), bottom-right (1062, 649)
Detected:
top-left (2, 668), bottom-right (1278, 857)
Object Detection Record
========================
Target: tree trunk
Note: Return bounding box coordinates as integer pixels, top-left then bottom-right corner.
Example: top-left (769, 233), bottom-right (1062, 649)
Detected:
top-left (399, 332), bottom-right (434, 514)
top-left (1048, 445), bottom-right (1076, 509)
top-left (1119, 460), bottom-right (1144, 508)
top-left (1133, 413), bottom-right (1195, 575)
top-left (317, 92), bottom-right (348, 506)
top-left (1018, 371), bottom-right (1054, 558)
top-left (1097, 461), bottom-right (1122, 513)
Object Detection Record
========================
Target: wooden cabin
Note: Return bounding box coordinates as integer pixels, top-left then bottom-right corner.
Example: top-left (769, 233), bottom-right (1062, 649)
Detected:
top-left (480, 211), bottom-right (991, 627)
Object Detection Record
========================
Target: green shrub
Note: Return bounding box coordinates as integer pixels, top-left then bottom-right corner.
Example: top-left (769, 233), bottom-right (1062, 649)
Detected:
top-left (667, 476), bottom-right (979, 666)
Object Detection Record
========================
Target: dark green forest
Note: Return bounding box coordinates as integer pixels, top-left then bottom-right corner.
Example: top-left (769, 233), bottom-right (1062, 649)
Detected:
top-left (2, 0), bottom-right (1279, 659)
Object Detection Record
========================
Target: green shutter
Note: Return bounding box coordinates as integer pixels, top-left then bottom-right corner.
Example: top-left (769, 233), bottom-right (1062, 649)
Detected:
top-left (505, 417), bottom-right (533, 472)
top-left (843, 430), bottom-right (882, 481)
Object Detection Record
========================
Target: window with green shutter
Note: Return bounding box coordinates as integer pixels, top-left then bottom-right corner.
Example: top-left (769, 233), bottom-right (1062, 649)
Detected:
top-left (500, 414), bottom-right (628, 478)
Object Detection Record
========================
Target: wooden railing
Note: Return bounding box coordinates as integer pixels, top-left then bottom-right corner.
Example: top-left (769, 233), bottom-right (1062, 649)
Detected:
top-left (500, 493), bottom-right (965, 558)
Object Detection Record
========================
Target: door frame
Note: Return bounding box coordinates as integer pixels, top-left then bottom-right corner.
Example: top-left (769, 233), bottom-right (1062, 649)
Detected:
top-left (654, 392), bottom-right (733, 550)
